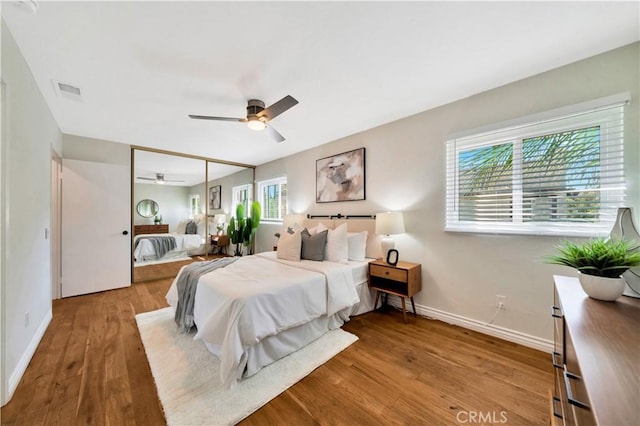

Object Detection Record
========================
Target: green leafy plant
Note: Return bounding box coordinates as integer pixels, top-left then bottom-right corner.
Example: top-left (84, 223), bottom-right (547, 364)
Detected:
top-left (544, 238), bottom-right (640, 278)
top-left (242, 201), bottom-right (261, 255)
top-left (226, 202), bottom-right (261, 256)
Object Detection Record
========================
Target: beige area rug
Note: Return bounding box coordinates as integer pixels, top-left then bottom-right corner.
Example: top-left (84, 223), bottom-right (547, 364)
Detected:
top-left (135, 307), bottom-right (358, 426)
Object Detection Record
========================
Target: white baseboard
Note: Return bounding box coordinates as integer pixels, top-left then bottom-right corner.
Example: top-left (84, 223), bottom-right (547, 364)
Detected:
top-left (386, 299), bottom-right (553, 353)
top-left (4, 308), bottom-right (52, 405)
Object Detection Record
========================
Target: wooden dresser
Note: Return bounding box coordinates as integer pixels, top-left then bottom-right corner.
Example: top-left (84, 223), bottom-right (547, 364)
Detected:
top-left (133, 224), bottom-right (169, 236)
top-left (551, 275), bottom-right (639, 425)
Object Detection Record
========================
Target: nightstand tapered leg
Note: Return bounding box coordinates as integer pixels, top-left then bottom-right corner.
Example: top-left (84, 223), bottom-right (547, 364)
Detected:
top-left (374, 291), bottom-right (380, 310)
top-left (411, 297), bottom-right (416, 315)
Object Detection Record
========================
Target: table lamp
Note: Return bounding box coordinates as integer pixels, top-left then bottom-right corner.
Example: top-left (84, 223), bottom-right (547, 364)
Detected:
top-left (375, 212), bottom-right (405, 261)
top-left (214, 214), bottom-right (227, 235)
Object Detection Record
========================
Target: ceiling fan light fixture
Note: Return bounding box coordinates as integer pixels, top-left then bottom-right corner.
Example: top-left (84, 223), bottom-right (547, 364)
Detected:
top-left (247, 116), bottom-right (266, 131)
top-left (189, 95), bottom-right (297, 141)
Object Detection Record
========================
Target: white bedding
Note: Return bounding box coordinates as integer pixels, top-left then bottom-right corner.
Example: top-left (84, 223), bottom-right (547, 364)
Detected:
top-left (134, 233), bottom-right (204, 262)
top-left (166, 252), bottom-right (361, 386)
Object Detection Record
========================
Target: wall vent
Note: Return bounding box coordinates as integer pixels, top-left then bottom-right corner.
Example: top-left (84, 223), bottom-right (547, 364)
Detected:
top-left (14, 1), bottom-right (39, 14)
top-left (52, 80), bottom-right (83, 101)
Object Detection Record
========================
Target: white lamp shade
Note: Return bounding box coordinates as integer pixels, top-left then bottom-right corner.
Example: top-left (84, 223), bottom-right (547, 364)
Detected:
top-left (375, 212), bottom-right (405, 235)
top-left (214, 214), bottom-right (227, 224)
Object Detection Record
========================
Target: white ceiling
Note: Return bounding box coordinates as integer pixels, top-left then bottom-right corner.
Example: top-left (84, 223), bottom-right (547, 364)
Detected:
top-left (3, 1), bottom-right (639, 171)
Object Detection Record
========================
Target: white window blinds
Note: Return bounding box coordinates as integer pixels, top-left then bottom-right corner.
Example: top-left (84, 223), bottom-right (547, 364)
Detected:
top-left (446, 95), bottom-right (628, 236)
top-left (258, 177), bottom-right (288, 222)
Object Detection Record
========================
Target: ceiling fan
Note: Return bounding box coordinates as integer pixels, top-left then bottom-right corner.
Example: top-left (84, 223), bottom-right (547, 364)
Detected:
top-left (137, 173), bottom-right (184, 184)
top-left (189, 95), bottom-right (298, 143)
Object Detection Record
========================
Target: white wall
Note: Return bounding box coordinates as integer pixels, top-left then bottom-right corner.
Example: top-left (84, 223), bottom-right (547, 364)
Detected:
top-left (190, 167), bottom-right (254, 218)
top-left (255, 42), bottom-right (640, 349)
top-left (1, 22), bottom-right (63, 405)
top-left (134, 183), bottom-right (190, 231)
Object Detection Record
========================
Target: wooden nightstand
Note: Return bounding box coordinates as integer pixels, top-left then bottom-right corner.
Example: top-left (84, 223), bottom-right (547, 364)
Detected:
top-left (210, 234), bottom-right (230, 255)
top-left (368, 259), bottom-right (422, 323)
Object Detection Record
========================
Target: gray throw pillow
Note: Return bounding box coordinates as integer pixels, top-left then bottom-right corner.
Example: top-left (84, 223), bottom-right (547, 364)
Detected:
top-left (301, 228), bottom-right (328, 261)
top-left (185, 220), bottom-right (197, 235)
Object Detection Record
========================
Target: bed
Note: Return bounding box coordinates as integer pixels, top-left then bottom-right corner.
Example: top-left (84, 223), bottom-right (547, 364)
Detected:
top-left (165, 218), bottom-right (381, 387)
top-left (133, 233), bottom-right (204, 262)
top-left (133, 215), bottom-right (211, 263)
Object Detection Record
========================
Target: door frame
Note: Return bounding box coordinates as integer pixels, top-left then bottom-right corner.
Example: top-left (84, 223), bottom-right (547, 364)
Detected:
top-left (51, 150), bottom-right (62, 299)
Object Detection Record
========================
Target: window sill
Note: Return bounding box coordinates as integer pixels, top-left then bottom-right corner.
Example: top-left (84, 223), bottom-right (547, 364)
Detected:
top-left (445, 224), bottom-right (612, 238)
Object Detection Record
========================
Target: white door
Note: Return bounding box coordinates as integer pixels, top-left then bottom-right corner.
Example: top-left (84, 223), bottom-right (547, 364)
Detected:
top-left (62, 159), bottom-right (130, 297)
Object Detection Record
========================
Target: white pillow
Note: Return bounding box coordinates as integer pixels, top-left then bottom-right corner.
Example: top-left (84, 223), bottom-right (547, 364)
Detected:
top-left (197, 223), bottom-right (207, 237)
top-left (208, 220), bottom-right (216, 233)
top-left (176, 219), bottom-right (189, 234)
top-left (324, 223), bottom-right (348, 264)
top-left (347, 231), bottom-right (368, 261)
top-left (193, 214), bottom-right (206, 223)
top-left (277, 230), bottom-right (302, 262)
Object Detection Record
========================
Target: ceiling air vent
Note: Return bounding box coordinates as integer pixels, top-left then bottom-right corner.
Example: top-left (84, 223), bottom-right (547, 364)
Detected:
top-left (52, 80), bottom-right (82, 101)
top-left (13, 1), bottom-right (39, 14)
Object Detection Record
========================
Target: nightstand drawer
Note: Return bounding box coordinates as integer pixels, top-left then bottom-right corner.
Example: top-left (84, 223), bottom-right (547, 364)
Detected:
top-left (370, 264), bottom-right (407, 282)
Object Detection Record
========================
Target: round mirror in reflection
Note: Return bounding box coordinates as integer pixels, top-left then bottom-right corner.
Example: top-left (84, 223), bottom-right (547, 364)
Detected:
top-left (136, 199), bottom-right (159, 218)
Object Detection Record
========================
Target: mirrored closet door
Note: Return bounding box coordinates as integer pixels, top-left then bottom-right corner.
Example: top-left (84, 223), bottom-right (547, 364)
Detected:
top-left (131, 147), bottom-right (254, 282)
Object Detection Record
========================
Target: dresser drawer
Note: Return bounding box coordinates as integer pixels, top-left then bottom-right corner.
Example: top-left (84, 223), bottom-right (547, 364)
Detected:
top-left (564, 334), bottom-right (595, 425)
top-left (369, 264), bottom-right (407, 282)
top-left (134, 224), bottom-right (169, 236)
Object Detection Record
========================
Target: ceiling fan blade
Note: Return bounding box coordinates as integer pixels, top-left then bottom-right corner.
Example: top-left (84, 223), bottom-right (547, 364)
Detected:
top-left (266, 124), bottom-right (286, 143)
top-left (258, 95), bottom-right (298, 121)
top-left (137, 177), bottom-right (155, 181)
top-left (189, 114), bottom-right (247, 122)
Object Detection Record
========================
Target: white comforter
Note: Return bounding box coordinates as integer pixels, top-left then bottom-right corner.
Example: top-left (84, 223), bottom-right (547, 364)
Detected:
top-left (166, 252), bottom-right (359, 386)
top-left (134, 233), bottom-right (203, 261)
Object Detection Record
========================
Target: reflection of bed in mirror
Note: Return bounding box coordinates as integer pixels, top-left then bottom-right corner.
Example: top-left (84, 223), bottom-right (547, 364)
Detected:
top-left (133, 233), bottom-right (204, 263)
top-left (132, 148), bottom-right (256, 276)
top-left (133, 215), bottom-right (210, 265)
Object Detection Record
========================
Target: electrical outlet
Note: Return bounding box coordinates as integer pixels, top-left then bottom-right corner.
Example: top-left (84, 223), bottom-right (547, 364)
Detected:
top-left (496, 295), bottom-right (506, 309)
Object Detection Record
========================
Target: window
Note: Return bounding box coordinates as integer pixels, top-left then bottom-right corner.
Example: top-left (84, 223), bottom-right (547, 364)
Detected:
top-left (258, 177), bottom-right (287, 222)
top-left (446, 95), bottom-right (627, 236)
top-left (189, 194), bottom-right (200, 217)
top-left (231, 184), bottom-right (253, 214)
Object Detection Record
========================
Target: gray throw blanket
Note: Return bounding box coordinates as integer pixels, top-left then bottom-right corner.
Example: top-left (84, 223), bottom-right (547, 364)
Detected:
top-left (134, 236), bottom-right (177, 259)
top-left (174, 257), bottom-right (238, 333)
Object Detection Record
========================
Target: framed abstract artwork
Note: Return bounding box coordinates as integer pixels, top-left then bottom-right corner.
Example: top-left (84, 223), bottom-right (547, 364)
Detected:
top-left (209, 185), bottom-right (221, 210)
top-left (316, 147), bottom-right (365, 203)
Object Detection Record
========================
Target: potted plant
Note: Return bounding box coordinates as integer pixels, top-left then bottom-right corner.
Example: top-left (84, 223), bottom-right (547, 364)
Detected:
top-left (226, 201), bottom-right (261, 256)
top-left (242, 201), bottom-right (261, 255)
top-left (545, 238), bottom-right (640, 301)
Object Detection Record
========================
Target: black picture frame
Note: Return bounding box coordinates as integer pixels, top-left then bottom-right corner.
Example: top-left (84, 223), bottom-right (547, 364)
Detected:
top-left (315, 147), bottom-right (365, 203)
top-left (209, 185), bottom-right (221, 210)
top-left (386, 249), bottom-right (399, 266)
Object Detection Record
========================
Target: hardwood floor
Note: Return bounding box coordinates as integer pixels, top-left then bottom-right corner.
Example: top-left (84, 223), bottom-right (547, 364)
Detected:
top-left (132, 254), bottom-right (220, 282)
top-left (1, 269), bottom-right (553, 426)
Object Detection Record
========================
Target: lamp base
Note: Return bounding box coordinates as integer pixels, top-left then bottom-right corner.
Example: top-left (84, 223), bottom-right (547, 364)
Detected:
top-left (380, 236), bottom-right (395, 262)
